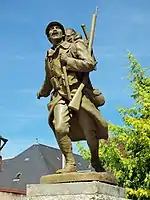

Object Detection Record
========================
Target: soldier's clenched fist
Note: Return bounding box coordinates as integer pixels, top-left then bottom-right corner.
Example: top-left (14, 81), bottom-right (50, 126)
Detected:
top-left (60, 53), bottom-right (67, 66)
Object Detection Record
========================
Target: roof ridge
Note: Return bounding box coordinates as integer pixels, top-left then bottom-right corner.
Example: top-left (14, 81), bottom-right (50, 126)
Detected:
top-left (38, 143), bottom-right (60, 151)
top-left (37, 144), bottom-right (57, 173)
top-left (35, 144), bottom-right (52, 173)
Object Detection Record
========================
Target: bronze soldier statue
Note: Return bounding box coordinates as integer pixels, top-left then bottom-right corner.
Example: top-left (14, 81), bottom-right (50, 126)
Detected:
top-left (37, 21), bottom-right (108, 174)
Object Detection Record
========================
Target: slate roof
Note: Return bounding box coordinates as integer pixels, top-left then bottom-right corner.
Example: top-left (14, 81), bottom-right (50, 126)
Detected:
top-left (0, 144), bottom-right (91, 192)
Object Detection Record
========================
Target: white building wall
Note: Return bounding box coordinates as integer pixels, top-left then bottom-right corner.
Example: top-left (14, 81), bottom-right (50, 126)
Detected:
top-left (0, 192), bottom-right (26, 200)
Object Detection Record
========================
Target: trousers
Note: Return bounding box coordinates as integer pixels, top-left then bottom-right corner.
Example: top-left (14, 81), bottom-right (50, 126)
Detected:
top-left (52, 98), bottom-right (99, 161)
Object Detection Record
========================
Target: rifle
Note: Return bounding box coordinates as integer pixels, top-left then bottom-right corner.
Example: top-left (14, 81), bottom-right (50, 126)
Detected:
top-left (81, 24), bottom-right (97, 65)
top-left (68, 6), bottom-right (98, 111)
top-left (62, 66), bottom-right (71, 100)
top-left (81, 24), bottom-right (89, 40)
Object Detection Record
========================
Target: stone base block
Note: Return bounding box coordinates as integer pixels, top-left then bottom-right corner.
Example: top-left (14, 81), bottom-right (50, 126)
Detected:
top-left (40, 172), bottom-right (116, 185)
top-left (27, 181), bottom-right (126, 200)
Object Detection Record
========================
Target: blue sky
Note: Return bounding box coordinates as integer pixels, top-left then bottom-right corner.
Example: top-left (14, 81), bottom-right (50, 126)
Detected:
top-left (0, 0), bottom-right (150, 158)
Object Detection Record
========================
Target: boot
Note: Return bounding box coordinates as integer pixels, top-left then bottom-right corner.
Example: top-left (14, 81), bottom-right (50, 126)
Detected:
top-left (56, 135), bottom-right (77, 174)
top-left (56, 162), bottom-right (77, 174)
top-left (91, 157), bottom-right (106, 172)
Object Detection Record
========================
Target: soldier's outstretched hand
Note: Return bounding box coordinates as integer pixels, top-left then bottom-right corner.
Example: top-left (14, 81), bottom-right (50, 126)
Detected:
top-left (37, 92), bottom-right (41, 99)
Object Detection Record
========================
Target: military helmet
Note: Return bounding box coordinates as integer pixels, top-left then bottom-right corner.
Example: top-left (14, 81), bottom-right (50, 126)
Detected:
top-left (45, 21), bottom-right (65, 36)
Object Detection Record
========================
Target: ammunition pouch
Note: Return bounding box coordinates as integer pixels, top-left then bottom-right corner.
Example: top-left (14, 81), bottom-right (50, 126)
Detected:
top-left (93, 88), bottom-right (105, 107)
top-left (84, 88), bottom-right (105, 107)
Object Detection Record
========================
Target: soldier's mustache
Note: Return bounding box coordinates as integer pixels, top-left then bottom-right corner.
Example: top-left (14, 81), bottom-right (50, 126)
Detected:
top-left (52, 31), bottom-right (59, 35)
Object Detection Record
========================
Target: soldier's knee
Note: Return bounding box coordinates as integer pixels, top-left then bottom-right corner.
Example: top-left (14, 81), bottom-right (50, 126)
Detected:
top-left (55, 123), bottom-right (69, 136)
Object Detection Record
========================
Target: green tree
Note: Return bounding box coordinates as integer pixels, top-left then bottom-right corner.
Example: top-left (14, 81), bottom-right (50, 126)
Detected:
top-left (76, 53), bottom-right (150, 200)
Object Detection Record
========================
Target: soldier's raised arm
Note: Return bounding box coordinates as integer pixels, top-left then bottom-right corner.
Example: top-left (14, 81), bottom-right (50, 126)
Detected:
top-left (60, 41), bottom-right (95, 72)
top-left (37, 57), bottom-right (53, 99)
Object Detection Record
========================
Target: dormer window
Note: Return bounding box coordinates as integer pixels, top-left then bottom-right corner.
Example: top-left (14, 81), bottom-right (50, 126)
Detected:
top-left (13, 172), bottom-right (22, 182)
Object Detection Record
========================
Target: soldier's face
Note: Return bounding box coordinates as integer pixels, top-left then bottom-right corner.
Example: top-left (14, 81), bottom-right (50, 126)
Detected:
top-left (48, 25), bottom-right (64, 43)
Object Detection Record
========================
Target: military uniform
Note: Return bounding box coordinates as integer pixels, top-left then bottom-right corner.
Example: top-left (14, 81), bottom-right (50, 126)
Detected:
top-left (39, 40), bottom-right (108, 137)
top-left (38, 22), bottom-right (108, 173)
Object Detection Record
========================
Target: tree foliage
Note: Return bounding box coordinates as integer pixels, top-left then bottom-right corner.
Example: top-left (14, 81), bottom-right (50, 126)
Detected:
top-left (76, 53), bottom-right (150, 200)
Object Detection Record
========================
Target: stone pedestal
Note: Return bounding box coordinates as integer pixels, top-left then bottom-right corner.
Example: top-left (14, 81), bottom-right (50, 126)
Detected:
top-left (26, 172), bottom-right (126, 200)
top-left (27, 182), bottom-right (125, 200)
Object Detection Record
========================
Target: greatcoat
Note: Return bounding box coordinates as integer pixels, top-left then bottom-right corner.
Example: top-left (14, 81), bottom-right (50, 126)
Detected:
top-left (39, 40), bottom-right (108, 141)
